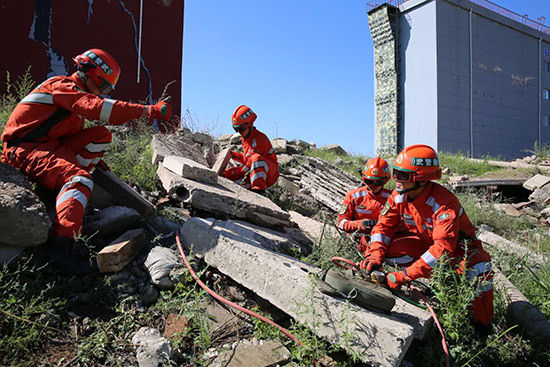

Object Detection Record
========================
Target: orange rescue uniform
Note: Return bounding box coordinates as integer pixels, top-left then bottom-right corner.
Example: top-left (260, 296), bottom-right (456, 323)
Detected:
top-left (1, 74), bottom-right (146, 238)
top-left (221, 127), bottom-right (279, 190)
top-left (368, 182), bottom-right (494, 325)
top-left (337, 186), bottom-right (391, 234)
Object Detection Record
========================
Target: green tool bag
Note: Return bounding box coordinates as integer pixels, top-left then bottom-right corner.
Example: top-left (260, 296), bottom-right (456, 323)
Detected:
top-left (315, 268), bottom-right (395, 313)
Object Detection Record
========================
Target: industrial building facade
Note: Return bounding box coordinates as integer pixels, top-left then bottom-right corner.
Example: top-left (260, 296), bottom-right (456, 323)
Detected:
top-left (368, 0), bottom-right (550, 159)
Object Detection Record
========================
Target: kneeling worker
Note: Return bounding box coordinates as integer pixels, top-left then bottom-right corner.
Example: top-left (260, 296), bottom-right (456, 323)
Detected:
top-left (337, 157), bottom-right (391, 249)
top-left (221, 105), bottom-right (279, 192)
top-left (360, 144), bottom-right (493, 327)
top-left (1, 48), bottom-right (174, 274)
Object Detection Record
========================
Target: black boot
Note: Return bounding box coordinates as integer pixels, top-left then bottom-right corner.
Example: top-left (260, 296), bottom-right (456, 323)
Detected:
top-left (48, 237), bottom-right (92, 276)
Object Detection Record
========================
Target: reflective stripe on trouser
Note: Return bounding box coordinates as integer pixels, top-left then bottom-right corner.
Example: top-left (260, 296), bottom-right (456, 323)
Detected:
top-left (1, 139), bottom-right (94, 238)
top-left (65, 126), bottom-right (112, 171)
top-left (247, 153), bottom-right (279, 190)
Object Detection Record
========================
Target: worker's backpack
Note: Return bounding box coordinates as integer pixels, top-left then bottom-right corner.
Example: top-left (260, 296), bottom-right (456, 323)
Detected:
top-left (315, 268), bottom-right (395, 313)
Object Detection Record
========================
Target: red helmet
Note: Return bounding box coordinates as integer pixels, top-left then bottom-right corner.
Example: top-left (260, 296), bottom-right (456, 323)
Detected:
top-left (362, 157), bottom-right (390, 184)
top-left (393, 144), bottom-right (441, 182)
top-left (231, 105), bottom-right (257, 132)
top-left (73, 49), bottom-right (121, 93)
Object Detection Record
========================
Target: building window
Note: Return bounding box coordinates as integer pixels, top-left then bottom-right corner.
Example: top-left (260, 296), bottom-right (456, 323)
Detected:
top-left (545, 89), bottom-right (550, 100)
top-left (546, 48), bottom-right (550, 57)
top-left (544, 115), bottom-right (550, 127)
top-left (546, 61), bottom-right (550, 72)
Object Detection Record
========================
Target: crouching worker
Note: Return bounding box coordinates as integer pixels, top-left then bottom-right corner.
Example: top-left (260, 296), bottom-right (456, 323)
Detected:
top-left (337, 157), bottom-right (391, 250)
top-left (1, 48), bottom-right (174, 275)
top-left (360, 144), bottom-right (494, 327)
top-left (220, 105), bottom-right (279, 193)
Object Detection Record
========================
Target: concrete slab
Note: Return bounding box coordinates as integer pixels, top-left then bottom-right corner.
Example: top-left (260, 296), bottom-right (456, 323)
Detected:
top-left (151, 132), bottom-right (208, 166)
top-left (212, 148), bottom-right (232, 174)
top-left (271, 138), bottom-right (288, 153)
top-left (450, 177), bottom-right (526, 189)
top-left (163, 155), bottom-right (218, 184)
top-left (289, 210), bottom-right (339, 243)
top-left (180, 217), bottom-right (432, 367)
top-left (157, 165), bottom-right (290, 229)
top-left (523, 174), bottom-right (550, 191)
top-left (213, 340), bottom-right (291, 367)
top-left (477, 229), bottom-right (546, 267)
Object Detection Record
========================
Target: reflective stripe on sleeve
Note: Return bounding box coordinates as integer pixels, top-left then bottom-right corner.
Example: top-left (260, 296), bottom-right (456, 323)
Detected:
top-left (251, 160), bottom-right (269, 173)
top-left (426, 197), bottom-right (441, 213)
top-left (371, 233), bottom-right (390, 245)
top-left (85, 142), bottom-right (110, 153)
top-left (381, 191), bottom-right (390, 198)
top-left (352, 190), bottom-right (368, 199)
top-left (385, 255), bottom-right (414, 265)
top-left (56, 189), bottom-right (88, 209)
top-left (459, 206), bottom-right (464, 217)
top-left (403, 218), bottom-right (416, 226)
top-left (59, 175), bottom-right (94, 194)
top-left (20, 92), bottom-right (54, 105)
top-left (394, 194), bottom-right (405, 203)
top-left (76, 155), bottom-right (100, 167)
top-left (99, 98), bottom-right (115, 122)
top-left (421, 250), bottom-right (438, 268)
top-left (250, 171), bottom-right (267, 183)
top-left (338, 219), bottom-right (348, 229)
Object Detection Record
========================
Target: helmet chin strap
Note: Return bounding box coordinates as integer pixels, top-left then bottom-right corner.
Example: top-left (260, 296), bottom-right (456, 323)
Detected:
top-left (396, 181), bottom-right (427, 196)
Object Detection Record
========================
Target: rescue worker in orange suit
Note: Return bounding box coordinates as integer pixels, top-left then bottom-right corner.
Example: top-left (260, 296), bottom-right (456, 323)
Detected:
top-left (360, 144), bottom-right (494, 327)
top-left (337, 157), bottom-right (392, 251)
top-left (1, 48), bottom-right (174, 274)
top-left (220, 105), bottom-right (279, 192)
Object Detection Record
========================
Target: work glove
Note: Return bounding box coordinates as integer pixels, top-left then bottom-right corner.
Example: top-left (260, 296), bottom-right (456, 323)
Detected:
top-left (357, 235), bottom-right (370, 253)
top-left (148, 99), bottom-right (176, 133)
top-left (358, 256), bottom-right (382, 274)
top-left (386, 270), bottom-right (411, 290)
top-left (361, 219), bottom-right (377, 232)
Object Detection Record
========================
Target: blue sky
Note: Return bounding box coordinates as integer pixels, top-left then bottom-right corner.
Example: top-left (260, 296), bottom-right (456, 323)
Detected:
top-left (182, 0), bottom-right (549, 156)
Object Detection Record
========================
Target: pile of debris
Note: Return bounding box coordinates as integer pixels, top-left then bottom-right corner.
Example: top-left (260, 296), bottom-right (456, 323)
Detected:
top-left (1, 127), bottom-right (549, 366)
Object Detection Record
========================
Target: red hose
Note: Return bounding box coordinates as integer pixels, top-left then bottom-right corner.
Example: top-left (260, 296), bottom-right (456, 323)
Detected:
top-left (175, 230), bottom-right (319, 367)
top-left (331, 256), bottom-right (450, 367)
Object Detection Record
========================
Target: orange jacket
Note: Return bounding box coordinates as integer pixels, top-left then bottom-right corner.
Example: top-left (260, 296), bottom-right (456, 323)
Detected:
top-left (337, 187), bottom-right (391, 233)
top-left (232, 127), bottom-right (279, 185)
top-left (369, 182), bottom-right (483, 280)
top-left (1, 74), bottom-right (145, 144)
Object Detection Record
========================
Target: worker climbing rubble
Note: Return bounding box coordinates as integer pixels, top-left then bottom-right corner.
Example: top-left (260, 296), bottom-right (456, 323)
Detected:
top-left (337, 157), bottom-right (392, 249)
top-left (360, 144), bottom-right (494, 328)
top-left (1, 48), bottom-right (175, 275)
top-left (220, 105), bottom-right (279, 192)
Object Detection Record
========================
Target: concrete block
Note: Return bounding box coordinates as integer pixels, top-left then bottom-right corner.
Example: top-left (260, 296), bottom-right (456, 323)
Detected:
top-left (163, 155), bottom-right (218, 184)
top-left (151, 133), bottom-right (208, 166)
top-left (180, 218), bottom-right (432, 367)
top-left (213, 340), bottom-right (291, 367)
top-left (212, 147), bottom-right (232, 174)
top-left (523, 174), bottom-right (550, 191)
top-left (289, 210), bottom-right (339, 243)
top-left (157, 165), bottom-right (290, 229)
top-left (271, 138), bottom-right (288, 153)
top-left (97, 228), bottom-right (145, 273)
top-left (322, 144), bottom-right (348, 156)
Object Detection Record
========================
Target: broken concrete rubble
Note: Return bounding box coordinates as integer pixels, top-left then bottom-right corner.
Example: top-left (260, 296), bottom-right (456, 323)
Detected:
top-left (180, 217), bottom-right (432, 367)
top-left (291, 156), bottom-right (361, 212)
top-left (212, 340), bottom-right (291, 367)
top-left (522, 174), bottom-right (550, 191)
top-left (270, 138), bottom-right (287, 153)
top-left (477, 229), bottom-right (546, 267)
top-left (289, 210), bottom-right (339, 243)
top-left (0, 163), bottom-right (51, 249)
top-left (151, 132), bottom-right (209, 166)
top-left (157, 165), bottom-right (291, 229)
top-left (162, 155), bottom-right (218, 184)
top-left (321, 144), bottom-right (347, 156)
top-left (132, 327), bottom-right (172, 367)
top-left (84, 206), bottom-right (141, 237)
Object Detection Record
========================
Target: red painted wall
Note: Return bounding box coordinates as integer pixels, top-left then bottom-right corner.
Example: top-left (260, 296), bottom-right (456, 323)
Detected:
top-left (0, 0), bottom-right (184, 116)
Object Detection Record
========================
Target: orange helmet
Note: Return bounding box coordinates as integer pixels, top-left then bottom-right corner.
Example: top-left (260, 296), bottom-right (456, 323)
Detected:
top-left (393, 144), bottom-right (441, 182)
top-left (362, 157), bottom-right (390, 184)
top-left (231, 105), bottom-right (257, 132)
top-left (73, 49), bottom-right (121, 94)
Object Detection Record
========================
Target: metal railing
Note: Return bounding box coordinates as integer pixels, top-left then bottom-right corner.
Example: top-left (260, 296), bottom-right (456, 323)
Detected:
top-left (366, 0), bottom-right (550, 35)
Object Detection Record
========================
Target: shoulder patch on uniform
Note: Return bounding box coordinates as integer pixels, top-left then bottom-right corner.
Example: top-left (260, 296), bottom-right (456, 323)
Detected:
top-left (381, 201), bottom-right (390, 216)
top-left (339, 204), bottom-right (348, 215)
top-left (357, 205), bottom-right (366, 209)
top-left (438, 213), bottom-right (450, 221)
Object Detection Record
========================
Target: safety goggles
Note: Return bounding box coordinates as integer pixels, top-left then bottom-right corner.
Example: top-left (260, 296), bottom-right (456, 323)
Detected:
top-left (98, 78), bottom-right (115, 94)
top-left (392, 168), bottom-right (413, 182)
top-left (233, 125), bottom-right (247, 133)
top-left (363, 179), bottom-right (385, 187)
